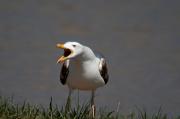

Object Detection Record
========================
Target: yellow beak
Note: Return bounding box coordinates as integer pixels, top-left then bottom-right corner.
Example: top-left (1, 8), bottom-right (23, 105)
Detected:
top-left (56, 43), bottom-right (67, 63)
top-left (56, 43), bottom-right (64, 49)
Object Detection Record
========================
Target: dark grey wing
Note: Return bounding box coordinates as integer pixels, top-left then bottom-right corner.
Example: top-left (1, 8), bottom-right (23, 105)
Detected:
top-left (60, 60), bottom-right (70, 85)
top-left (99, 58), bottom-right (109, 84)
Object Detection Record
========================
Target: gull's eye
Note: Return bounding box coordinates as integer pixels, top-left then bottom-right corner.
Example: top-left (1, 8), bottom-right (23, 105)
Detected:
top-left (72, 45), bottom-right (76, 47)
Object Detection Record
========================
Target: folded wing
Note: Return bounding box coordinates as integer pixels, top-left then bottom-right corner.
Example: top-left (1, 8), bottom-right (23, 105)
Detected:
top-left (60, 60), bottom-right (70, 85)
top-left (99, 58), bottom-right (109, 84)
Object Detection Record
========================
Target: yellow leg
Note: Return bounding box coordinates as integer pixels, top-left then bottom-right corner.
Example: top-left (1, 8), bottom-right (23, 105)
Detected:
top-left (91, 90), bottom-right (96, 118)
top-left (65, 88), bottom-right (72, 114)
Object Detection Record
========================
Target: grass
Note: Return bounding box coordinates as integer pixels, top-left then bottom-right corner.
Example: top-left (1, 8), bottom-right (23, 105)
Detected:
top-left (0, 96), bottom-right (179, 119)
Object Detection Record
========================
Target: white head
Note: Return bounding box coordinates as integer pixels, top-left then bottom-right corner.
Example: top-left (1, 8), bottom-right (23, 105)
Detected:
top-left (56, 42), bottom-right (84, 63)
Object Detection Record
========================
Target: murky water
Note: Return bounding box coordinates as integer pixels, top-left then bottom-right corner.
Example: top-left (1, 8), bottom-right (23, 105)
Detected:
top-left (0, 0), bottom-right (180, 116)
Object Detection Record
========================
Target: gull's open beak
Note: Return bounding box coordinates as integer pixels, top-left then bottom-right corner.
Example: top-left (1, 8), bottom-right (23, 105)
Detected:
top-left (56, 43), bottom-right (73, 63)
top-left (56, 43), bottom-right (67, 63)
top-left (57, 55), bottom-right (67, 63)
top-left (56, 43), bottom-right (64, 49)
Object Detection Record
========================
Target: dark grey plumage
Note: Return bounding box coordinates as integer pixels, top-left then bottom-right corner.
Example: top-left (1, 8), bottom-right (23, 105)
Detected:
top-left (99, 58), bottom-right (109, 84)
top-left (95, 52), bottom-right (109, 84)
top-left (60, 60), bottom-right (69, 85)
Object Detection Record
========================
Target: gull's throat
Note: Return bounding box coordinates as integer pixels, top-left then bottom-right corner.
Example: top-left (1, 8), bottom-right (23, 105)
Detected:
top-left (64, 49), bottom-right (72, 57)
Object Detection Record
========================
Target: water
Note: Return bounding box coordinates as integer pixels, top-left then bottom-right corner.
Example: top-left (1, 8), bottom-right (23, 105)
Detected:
top-left (0, 0), bottom-right (180, 116)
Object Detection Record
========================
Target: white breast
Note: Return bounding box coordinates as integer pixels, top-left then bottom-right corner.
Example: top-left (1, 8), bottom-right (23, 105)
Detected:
top-left (67, 58), bottom-right (105, 90)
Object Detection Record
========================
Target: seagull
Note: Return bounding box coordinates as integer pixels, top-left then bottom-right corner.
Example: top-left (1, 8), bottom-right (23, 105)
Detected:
top-left (56, 41), bottom-right (109, 118)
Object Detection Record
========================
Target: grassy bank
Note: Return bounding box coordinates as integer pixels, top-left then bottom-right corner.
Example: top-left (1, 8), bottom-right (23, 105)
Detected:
top-left (0, 96), bottom-right (179, 119)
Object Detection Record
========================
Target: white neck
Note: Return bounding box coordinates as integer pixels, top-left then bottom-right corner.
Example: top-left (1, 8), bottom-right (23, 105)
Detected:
top-left (74, 46), bottom-right (96, 62)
